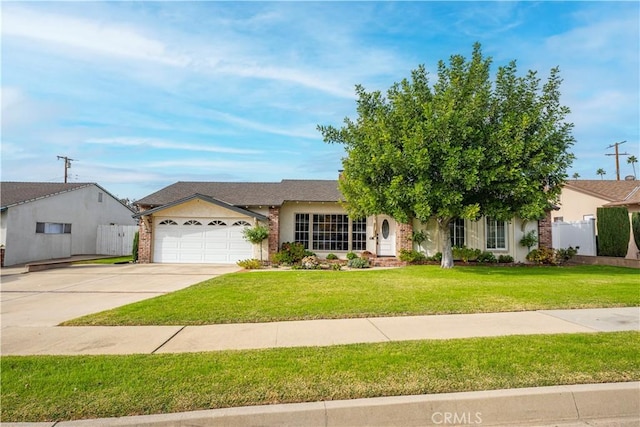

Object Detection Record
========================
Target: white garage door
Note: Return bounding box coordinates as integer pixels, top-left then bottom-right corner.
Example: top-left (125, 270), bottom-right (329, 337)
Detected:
top-left (154, 218), bottom-right (253, 264)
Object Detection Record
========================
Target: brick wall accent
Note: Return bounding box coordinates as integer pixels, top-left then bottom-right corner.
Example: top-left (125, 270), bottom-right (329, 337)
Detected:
top-left (538, 210), bottom-right (553, 249)
top-left (137, 207), bottom-right (152, 263)
top-left (396, 221), bottom-right (414, 255)
top-left (268, 206), bottom-right (280, 261)
top-left (0, 246), bottom-right (4, 267)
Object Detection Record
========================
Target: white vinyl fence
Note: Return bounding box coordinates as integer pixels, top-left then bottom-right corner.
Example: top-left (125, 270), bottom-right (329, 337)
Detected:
top-left (552, 220), bottom-right (597, 256)
top-left (97, 225), bottom-right (138, 256)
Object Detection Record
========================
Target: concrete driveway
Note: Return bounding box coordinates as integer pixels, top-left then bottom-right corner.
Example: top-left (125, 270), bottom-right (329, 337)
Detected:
top-left (0, 263), bottom-right (239, 328)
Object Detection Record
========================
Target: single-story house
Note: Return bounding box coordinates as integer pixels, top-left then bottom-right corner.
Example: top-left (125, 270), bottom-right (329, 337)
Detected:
top-left (553, 179), bottom-right (640, 221)
top-left (134, 180), bottom-right (545, 264)
top-left (553, 179), bottom-right (639, 259)
top-left (0, 182), bottom-right (137, 266)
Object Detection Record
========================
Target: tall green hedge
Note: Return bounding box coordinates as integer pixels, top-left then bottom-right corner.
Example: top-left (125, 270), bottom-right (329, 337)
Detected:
top-left (632, 212), bottom-right (640, 250)
top-left (596, 207), bottom-right (629, 257)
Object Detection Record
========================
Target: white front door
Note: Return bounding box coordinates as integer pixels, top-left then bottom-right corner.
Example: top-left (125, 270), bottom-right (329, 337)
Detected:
top-left (377, 216), bottom-right (396, 256)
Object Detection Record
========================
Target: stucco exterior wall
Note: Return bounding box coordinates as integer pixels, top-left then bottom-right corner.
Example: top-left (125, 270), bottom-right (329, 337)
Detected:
top-left (413, 216), bottom-right (537, 263)
top-left (3, 185), bottom-right (136, 266)
top-left (554, 188), bottom-right (607, 222)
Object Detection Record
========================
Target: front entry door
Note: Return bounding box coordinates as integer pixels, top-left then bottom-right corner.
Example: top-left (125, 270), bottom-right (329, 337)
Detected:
top-left (377, 216), bottom-right (396, 256)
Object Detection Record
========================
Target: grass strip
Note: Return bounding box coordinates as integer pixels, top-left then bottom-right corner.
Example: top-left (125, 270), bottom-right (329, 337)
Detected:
top-left (64, 265), bottom-right (639, 326)
top-left (2, 331), bottom-right (638, 422)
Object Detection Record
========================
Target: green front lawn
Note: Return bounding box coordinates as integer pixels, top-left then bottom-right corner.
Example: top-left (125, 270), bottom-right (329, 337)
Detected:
top-left (64, 265), bottom-right (639, 326)
top-left (73, 256), bottom-right (133, 265)
top-left (2, 332), bottom-right (638, 422)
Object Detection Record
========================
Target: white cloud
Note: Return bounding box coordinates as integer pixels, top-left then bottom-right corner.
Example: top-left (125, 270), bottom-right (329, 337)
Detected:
top-left (85, 137), bottom-right (262, 155)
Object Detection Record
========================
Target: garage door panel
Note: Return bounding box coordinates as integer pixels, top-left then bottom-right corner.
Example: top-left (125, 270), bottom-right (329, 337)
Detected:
top-left (154, 218), bottom-right (253, 264)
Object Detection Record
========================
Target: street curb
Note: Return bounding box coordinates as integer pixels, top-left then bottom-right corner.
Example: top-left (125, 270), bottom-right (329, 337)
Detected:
top-left (5, 382), bottom-right (638, 427)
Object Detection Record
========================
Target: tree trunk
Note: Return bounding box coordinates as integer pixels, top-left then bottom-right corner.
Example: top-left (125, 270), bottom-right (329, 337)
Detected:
top-left (438, 218), bottom-right (454, 268)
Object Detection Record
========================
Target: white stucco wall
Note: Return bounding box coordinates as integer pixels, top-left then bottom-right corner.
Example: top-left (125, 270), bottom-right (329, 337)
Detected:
top-left (414, 216), bottom-right (536, 263)
top-left (3, 185), bottom-right (136, 266)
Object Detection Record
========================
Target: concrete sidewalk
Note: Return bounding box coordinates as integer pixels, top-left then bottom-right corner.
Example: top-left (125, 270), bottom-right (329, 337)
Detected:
top-left (2, 307), bottom-right (638, 355)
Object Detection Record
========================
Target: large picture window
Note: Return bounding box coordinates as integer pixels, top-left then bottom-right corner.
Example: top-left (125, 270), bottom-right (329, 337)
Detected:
top-left (294, 213), bottom-right (365, 252)
top-left (36, 222), bottom-right (71, 234)
top-left (486, 218), bottom-right (507, 250)
top-left (450, 218), bottom-right (465, 247)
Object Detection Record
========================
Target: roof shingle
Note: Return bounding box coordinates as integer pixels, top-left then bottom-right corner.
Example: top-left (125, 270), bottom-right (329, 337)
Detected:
top-left (564, 180), bottom-right (639, 203)
top-left (135, 180), bottom-right (343, 207)
top-left (1, 182), bottom-right (92, 208)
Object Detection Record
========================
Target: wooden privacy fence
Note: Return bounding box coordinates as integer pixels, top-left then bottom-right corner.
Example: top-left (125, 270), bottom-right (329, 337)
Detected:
top-left (97, 225), bottom-right (138, 256)
top-left (552, 220), bottom-right (597, 256)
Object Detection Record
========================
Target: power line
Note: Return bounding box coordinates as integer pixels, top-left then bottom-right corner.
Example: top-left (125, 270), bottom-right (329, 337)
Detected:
top-left (605, 141), bottom-right (629, 181)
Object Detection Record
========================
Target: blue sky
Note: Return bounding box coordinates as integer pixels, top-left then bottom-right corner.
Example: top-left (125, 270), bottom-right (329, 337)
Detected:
top-left (2, 1), bottom-right (638, 201)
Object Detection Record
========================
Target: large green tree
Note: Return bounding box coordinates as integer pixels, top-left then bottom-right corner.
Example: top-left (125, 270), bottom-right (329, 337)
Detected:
top-left (319, 44), bottom-right (574, 268)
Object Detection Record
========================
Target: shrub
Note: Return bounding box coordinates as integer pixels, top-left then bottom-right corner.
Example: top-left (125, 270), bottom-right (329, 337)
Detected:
top-left (526, 247), bottom-right (556, 265)
top-left (273, 242), bottom-right (313, 265)
top-left (477, 251), bottom-right (497, 264)
top-left (632, 212), bottom-right (640, 250)
top-left (236, 259), bottom-right (261, 269)
top-left (331, 263), bottom-right (342, 271)
top-left (399, 249), bottom-right (426, 263)
top-left (426, 252), bottom-right (443, 262)
top-left (132, 231), bottom-right (139, 262)
top-left (498, 254), bottom-right (514, 263)
top-left (347, 257), bottom-right (370, 268)
top-left (326, 253), bottom-right (338, 260)
top-left (300, 256), bottom-right (320, 269)
top-left (452, 246), bottom-right (481, 262)
top-left (556, 246), bottom-right (579, 264)
top-left (597, 207), bottom-right (630, 257)
top-left (346, 251), bottom-right (358, 260)
top-left (242, 225), bottom-right (269, 261)
top-left (519, 230), bottom-right (538, 252)
top-left (361, 251), bottom-right (374, 259)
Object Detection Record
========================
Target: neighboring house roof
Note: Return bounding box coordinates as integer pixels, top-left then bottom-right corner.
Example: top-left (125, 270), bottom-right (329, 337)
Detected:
top-left (135, 180), bottom-right (343, 208)
top-left (563, 180), bottom-right (640, 204)
top-left (0, 182), bottom-right (135, 212)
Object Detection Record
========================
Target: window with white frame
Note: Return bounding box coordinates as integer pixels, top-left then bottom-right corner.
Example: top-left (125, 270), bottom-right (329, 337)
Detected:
top-left (486, 217), bottom-right (507, 250)
top-left (294, 214), bottom-right (364, 252)
top-left (351, 218), bottom-right (367, 251)
top-left (36, 222), bottom-right (72, 234)
top-left (294, 214), bottom-right (310, 249)
top-left (450, 218), bottom-right (465, 247)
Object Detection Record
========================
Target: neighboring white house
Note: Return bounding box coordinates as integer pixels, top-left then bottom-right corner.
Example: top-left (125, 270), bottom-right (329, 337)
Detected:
top-left (0, 182), bottom-right (137, 266)
top-left (134, 180), bottom-right (544, 265)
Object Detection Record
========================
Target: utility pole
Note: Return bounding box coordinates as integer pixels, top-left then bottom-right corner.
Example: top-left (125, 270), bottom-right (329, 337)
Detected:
top-left (57, 156), bottom-right (76, 183)
top-left (605, 141), bottom-right (629, 181)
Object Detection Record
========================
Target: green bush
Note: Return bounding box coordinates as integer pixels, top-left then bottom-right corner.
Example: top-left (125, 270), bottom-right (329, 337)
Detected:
top-left (399, 249), bottom-right (426, 263)
top-left (132, 231), bottom-right (139, 262)
top-left (526, 247), bottom-right (556, 265)
top-left (498, 254), bottom-right (514, 263)
top-left (556, 246), bottom-right (579, 263)
top-left (632, 212), bottom-right (640, 250)
top-left (326, 253), bottom-right (338, 260)
top-left (477, 251), bottom-right (497, 263)
top-left (519, 230), bottom-right (538, 252)
top-left (273, 242), bottom-right (313, 265)
top-left (597, 207), bottom-right (630, 257)
top-left (452, 246), bottom-right (481, 262)
top-left (346, 251), bottom-right (358, 260)
top-left (426, 252), bottom-right (443, 262)
top-left (236, 259), bottom-right (261, 269)
top-left (331, 263), bottom-right (342, 271)
top-left (347, 257), bottom-right (370, 268)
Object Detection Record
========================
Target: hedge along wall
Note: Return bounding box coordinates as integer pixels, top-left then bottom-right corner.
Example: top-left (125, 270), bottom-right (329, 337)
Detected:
top-left (596, 207), bottom-right (630, 257)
